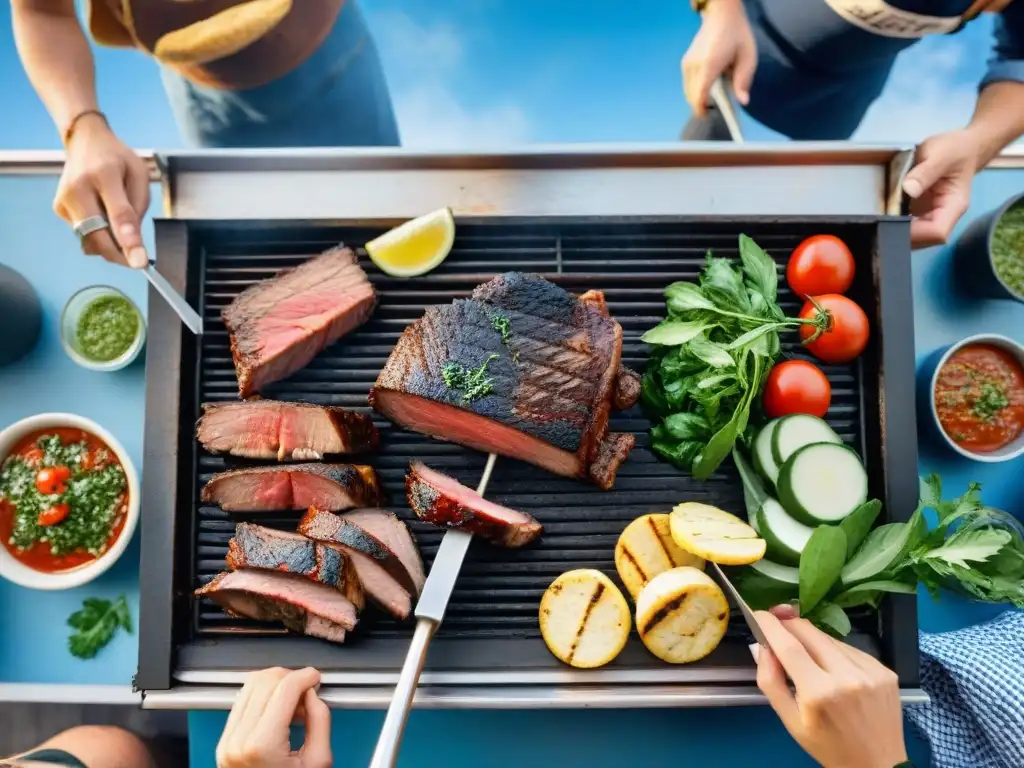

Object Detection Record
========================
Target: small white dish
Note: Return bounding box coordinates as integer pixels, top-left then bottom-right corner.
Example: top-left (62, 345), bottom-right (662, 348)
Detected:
top-left (60, 285), bottom-right (146, 372)
top-left (929, 333), bottom-right (1024, 463)
top-left (0, 413), bottom-right (139, 590)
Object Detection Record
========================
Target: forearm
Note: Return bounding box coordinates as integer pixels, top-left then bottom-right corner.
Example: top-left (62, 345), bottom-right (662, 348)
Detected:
top-left (11, 0), bottom-right (100, 137)
top-left (965, 81), bottom-right (1024, 168)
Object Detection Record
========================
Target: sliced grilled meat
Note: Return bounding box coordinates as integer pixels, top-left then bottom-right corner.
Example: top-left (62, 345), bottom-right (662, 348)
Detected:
top-left (579, 289), bottom-right (641, 411)
top-left (198, 400), bottom-right (379, 461)
top-left (370, 273), bottom-right (635, 489)
top-left (298, 507), bottom-right (416, 619)
top-left (201, 464), bottom-right (382, 512)
top-left (195, 570), bottom-right (357, 642)
top-left (223, 247), bottom-right (377, 398)
top-left (342, 509), bottom-right (425, 595)
top-left (406, 462), bottom-right (542, 547)
top-left (226, 523), bottom-right (365, 610)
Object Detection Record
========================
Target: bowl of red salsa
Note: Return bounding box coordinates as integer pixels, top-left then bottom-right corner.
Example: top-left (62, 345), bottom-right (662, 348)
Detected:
top-left (0, 414), bottom-right (139, 589)
top-left (930, 334), bottom-right (1024, 462)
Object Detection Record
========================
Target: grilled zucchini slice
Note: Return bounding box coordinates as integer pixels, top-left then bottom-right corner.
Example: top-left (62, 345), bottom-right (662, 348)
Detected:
top-left (539, 569), bottom-right (631, 669)
top-left (615, 513), bottom-right (705, 600)
top-left (669, 502), bottom-right (766, 565)
top-left (635, 566), bottom-right (729, 664)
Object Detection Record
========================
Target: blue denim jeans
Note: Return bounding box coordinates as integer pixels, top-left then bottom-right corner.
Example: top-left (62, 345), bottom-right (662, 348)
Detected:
top-left (159, 1), bottom-right (400, 148)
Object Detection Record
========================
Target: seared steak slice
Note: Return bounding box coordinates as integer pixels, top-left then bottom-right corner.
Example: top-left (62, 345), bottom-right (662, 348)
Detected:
top-left (370, 273), bottom-right (635, 489)
top-left (195, 570), bottom-right (357, 642)
top-left (299, 507), bottom-right (415, 619)
top-left (198, 400), bottom-right (379, 461)
top-left (406, 462), bottom-right (542, 548)
top-left (578, 289), bottom-right (641, 411)
top-left (226, 523), bottom-right (365, 610)
top-left (201, 464), bottom-right (382, 512)
top-left (342, 509), bottom-right (425, 595)
top-left (223, 247), bottom-right (377, 398)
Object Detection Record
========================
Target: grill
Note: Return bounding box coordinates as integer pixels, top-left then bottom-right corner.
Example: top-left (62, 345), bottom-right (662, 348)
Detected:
top-left (136, 215), bottom-right (919, 694)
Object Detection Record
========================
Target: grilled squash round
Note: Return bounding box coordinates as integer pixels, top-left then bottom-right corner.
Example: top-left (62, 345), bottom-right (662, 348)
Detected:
top-left (669, 502), bottom-right (766, 565)
top-left (615, 513), bottom-right (704, 600)
top-left (635, 566), bottom-right (729, 664)
top-left (539, 569), bottom-right (631, 669)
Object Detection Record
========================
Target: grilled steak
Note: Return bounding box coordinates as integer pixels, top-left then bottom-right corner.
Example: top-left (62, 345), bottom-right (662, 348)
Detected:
top-left (406, 462), bottom-right (542, 547)
top-left (195, 569), bottom-right (357, 642)
top-left (299, 507), bottom-right (416, 619)
top-left (198, 400), bottom-right (379, 461)
top-left (201, 464), bottom-right (382, 512)
top-left (223, 247), bottom-right (377, 398)
top-left (226, 523), bottom-right (365, 610)
top-left (369, 273), bottom-right (636, 489)
top-left (579, 289), bottom-right (641, 411)
top-left (342, 509), bottom-right (425, 595)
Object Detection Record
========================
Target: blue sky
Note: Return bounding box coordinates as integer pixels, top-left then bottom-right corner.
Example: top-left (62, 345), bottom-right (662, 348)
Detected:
top-left (0, 0), bottom-right (999, 149)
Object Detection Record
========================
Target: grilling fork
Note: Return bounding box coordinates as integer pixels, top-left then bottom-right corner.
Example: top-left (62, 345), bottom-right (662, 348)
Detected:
top-left (370, 452), bottom-right (498, 768)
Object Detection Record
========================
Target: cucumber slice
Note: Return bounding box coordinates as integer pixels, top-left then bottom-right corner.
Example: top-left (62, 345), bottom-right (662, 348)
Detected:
top-left (730, 559), bottom-right (799, 610)
top-left (756, 498), bottom-right (814, 567)
top-left (777, 443), bottom-right (869, 526)
top-left (771, 414), bottom-right (841, 466)
top-left (750, 558), bottom-right (799, 584)
top-left (752, 419), bottom-right (782, 492)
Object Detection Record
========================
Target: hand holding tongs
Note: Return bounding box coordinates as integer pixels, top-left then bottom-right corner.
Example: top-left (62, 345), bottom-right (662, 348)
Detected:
top-left (709, 77), bottom-right (745, 144)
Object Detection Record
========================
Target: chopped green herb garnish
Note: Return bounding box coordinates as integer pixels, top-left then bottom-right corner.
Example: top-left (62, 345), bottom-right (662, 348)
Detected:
top-left (972, 382), bottom-right (1009, 423)
top-left (442, 354), bottom-right (499, 403)
top-left (67, 595), bottom-right (132, 659)
top-left (491, 313), bottom-right (511, 344)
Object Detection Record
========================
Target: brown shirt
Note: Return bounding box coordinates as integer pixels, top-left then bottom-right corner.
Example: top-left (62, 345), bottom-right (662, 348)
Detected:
top-left (88, 0), bottom-right (344, 89)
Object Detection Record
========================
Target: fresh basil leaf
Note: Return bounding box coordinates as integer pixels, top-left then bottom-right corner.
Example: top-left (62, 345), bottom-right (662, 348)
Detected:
top-left (807, 602), bottom-right (852, 638)
top-left (726, 322), bottom-right (784, 351)
top-left (688, 337), bottom-right (735, 368)
top-left (642, 320), bottom-right (710, 346)
top-left (67, 595), bottom-right (132, 660)
top-left (839, 500), bottom-right (883, 558)
top-left (738, 233), bottom-right (778, 304)
top-left (660, 346), bottom-right (703, 379)
top-left (701, 255), bottom-right (751, 313)
top-left (831, 579), bottom-right (917, 609)
top-left (664, 412), bottom-right (711, 441)
top-left (917, 528), bottom-right (1011, 568)
top-left (799, 526), bottom-right (848, 614)
top-left (691, 355), bottom-right (762, 480)
top-left (697, 372), bottom-right (736, 390)
top-left (729, 566), bottom-right (798, 611)
top-left (732, 448), bottom-right (771, 526)
top-left (641, 369), bottom-right (670, 417)
top-left (840, 523), bottom-right (911, 586)
top-left (666, 282), bottom-right (715, 313)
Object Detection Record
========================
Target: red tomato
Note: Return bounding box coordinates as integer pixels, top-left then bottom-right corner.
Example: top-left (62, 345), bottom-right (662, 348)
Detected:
top-left (763, 360), bottom-right (832, 418)
top-left (35, 467), bottom-right (70, 495)
top-left (787, 235), bottom-right (855, 298)
top-left (23, 448), bottom-right (44, 467)
top-left (799, 294), bottom-right (870, 364)
top-left (38, 503), bottom-right (70, 527)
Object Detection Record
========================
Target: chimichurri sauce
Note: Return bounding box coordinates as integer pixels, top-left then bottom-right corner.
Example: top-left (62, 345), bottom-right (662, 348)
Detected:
top-left (76, 295), bottom-right (139, 362)
top-left (992, 201), bottom-right (1024, 298)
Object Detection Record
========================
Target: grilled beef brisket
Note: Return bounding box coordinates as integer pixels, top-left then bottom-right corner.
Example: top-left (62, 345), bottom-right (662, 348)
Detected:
top-left (226, 523), bottom-right (365, 610)
top-left (298, 507), bottom-right (416, 619)
top-left (198, 400), bottom-right (379, 461)
top-left (195, 569), bottom-right (357, 642)
top-left (223, 247), bottom-right (377, 398)
top-left (406, 462), bottom-right (542, 547)
top-left (341, 509), bottom-right (426, 595)
top-left (201, 464), bottom-right (382, 512)
top-left (369, 273), bottom-right (636, 489)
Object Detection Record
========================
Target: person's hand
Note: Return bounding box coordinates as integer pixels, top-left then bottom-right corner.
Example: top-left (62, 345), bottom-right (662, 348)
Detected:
top-left (903, 129), bottom-right (980, 249)
top-left (216, 667), bottom-right (332, 768)
top-left (754, 606), bottom-right (907, 768)
top-left (681, 0), bottom-right (757, 118)
top-left (53, 113), bottom-right (150, 268)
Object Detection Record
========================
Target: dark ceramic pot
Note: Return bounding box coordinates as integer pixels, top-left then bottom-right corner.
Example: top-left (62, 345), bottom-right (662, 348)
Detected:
top-left (953, 191), bottom-right (1024, 303)
top-left (0, 264), bottom-right (42, 366)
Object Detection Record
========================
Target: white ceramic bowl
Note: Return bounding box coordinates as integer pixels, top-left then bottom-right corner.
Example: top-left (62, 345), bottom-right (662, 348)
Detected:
top-left (929, 333), bottom-right (1024, 463)
top-left (0, 413), bottom-right (140, 590)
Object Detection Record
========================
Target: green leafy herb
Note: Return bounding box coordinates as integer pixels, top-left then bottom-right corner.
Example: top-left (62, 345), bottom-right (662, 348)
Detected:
top-left (68, 596), bottom-right (132, 660)
top-left (971, 382), bottom-right (1009, 423)
top-left (831, 580), bottom-right (917, 609)
top-left (806, 602), bottom-right (852, 638)
top-left (442, 354), bottom-right (499, 403)
top-left (641, 320), bottom-right (711, 346)
top-left (839, 522), bottom-right (911, 587)
top-left (839, 500), bottom-right (882, 558)
top-left (732, 447), bottom-right (771, 525)
top-left (727, 566), bottom-right (797, 611)
top-left (799, 526), bottom-right (848, 614)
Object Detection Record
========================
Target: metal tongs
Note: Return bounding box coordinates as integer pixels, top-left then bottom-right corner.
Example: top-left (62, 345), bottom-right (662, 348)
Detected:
top-left (709, 77), bottom-right (745, 144)
top-left (144, 261), bottom-right (204, 335)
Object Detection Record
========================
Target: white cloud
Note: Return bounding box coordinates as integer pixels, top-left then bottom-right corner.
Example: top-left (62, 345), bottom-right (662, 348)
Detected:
top-left (371, 11), bottom-right (531, 148)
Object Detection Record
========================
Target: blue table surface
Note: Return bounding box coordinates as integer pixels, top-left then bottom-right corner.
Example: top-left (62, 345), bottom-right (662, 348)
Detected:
top-left (1, 168), bottom-right (1022, 767)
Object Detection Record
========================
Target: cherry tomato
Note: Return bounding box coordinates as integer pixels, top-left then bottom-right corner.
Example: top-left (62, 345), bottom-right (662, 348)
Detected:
top-left (38, 503), bottom-right (70, 527)
top-left (763, 360), bottom-right (832, 419)
top-left (799, 294), bottom-right (870, 364)
top-left (787, 235), bottom-right (855, 298)
top-left (35, 466), bottom-right (70, 495)
top-left (23, 448), bottom-right (44, 467)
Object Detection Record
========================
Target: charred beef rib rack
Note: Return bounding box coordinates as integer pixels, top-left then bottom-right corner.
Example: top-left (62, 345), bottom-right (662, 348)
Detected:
top-left (406, 462), bottom-right (542, 548)
top-left (200, 464), bottom-right (382, 513)
top-left (198, 400), bottom-right (379, 461)
top-left (223, 247), bottom-right (377, 398)
top-left (226, 523), bottom-right (365, 611)
top-left (195, 569), bottom-right (358, 643)
top-left (370, 273), bottom-right (638, 489)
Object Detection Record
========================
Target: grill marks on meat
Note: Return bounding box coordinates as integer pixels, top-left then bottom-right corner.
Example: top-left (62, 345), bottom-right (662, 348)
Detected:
top-left (342, 509), bottom-right (425, 595)
top-left (406, 462), bottom-right (542, 548)
top-left (370, 273), bottom-right (635, 489)
top-left (299, 507), bottom-right (417, 619)
top-left (201, 464), bottom-right (382, 512)
top-left (195, 570), bottom-right (358, 642)
top-left (198, 400), bottom-right (379, 461)
top-left (226, 523), bottom-right (365, 610)
top-left (223, 247), bottom-right (377, 398)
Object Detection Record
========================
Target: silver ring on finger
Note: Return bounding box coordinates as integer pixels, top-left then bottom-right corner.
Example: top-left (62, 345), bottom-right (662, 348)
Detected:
top-left (72, 215), bottom-right (110, 239)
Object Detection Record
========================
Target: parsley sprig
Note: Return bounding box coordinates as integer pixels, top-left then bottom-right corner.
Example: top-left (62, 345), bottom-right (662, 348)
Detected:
top-left (67, 595), bottom-right (133, 660)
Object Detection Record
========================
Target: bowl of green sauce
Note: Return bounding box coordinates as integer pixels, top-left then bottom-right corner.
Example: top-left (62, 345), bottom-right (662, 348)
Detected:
top-left (60, 286), bottom-right (145, 371)
top-left (955, 192), bottom-right (1024, 303)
